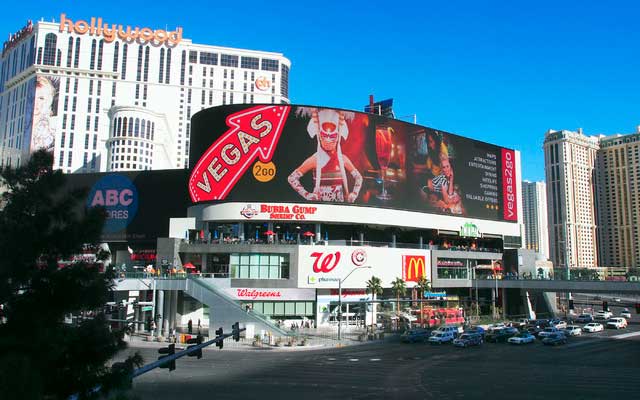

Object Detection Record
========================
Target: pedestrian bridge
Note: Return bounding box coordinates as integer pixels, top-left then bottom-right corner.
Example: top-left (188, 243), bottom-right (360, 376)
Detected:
top-left (470, 279), bottom-right (640, 294)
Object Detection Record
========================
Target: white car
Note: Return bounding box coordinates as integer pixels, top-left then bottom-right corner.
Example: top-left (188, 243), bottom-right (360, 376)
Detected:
top-left (486, 323), bottom-right (506, 332)
top-left (428, 331), bottom-right (455, 344)
top-left (550, 320), bottom-right (568, 329)
top-left (606, 318), bottom-right (628, 329)
top-left (594, 310), bottom-right (613, 320)
top-left (538, 327), bottom-right (562, 338)
top-left (620, 309), bottom-right (631, 319)
top-left (583, 323), bottom-right (604, 333)
top-left (563, 325), bottom-right (583, 336)
top-left (508, 332), bottom-right (536, 344)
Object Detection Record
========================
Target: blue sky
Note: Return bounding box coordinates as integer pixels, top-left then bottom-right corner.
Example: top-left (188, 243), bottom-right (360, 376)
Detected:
top-left (5, 0), bottom-right (640, 181)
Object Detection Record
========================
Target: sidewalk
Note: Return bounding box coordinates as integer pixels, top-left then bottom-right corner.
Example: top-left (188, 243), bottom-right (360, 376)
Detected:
top-left (124, 326), bottom-right (394, 352)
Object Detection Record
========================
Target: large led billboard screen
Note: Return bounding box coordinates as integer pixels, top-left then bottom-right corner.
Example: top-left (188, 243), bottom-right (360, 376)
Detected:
top-left (189, 105), bottom-right (518, 223)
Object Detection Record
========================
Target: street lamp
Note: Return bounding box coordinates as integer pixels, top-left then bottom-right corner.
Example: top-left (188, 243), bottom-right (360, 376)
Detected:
top-left (491, 260), bottom-right (499, 320)
top-left (338, 266), bottom-right (372, 341)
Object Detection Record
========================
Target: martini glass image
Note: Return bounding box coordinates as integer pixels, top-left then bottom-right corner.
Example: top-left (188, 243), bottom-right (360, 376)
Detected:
top-left (375, 126), bottom-right (393, 200)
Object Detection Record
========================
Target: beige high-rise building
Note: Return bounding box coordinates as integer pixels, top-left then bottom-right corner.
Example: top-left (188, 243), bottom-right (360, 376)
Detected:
top-left (543, 129), bottom-right (599, 270)
top-left (521, 180), bottom-right (550, 260)
top-left (596, 132), bottom-right (640, 269)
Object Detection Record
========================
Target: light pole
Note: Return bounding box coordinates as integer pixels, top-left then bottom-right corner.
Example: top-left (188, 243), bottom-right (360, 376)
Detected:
top-left (338, 266), bottom-right (372, 341)
top-left (491, 260), bottom-right (498, 320)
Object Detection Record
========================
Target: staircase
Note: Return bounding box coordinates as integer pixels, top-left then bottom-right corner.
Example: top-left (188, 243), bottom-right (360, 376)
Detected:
top-left (185, 276), bottom-right (289, 337)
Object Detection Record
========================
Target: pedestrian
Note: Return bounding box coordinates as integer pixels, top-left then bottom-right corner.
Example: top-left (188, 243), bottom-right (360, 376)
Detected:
top-left (197, 319), bottom-right (202, 333)
top-left (188, 319), bottom-right (193, 334)
top-left (151, 320), bottom-right (157, 335)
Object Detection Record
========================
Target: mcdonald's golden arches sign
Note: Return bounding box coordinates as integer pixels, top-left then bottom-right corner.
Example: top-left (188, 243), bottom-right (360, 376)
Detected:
top-left (402, 255), bottom-right (426, 282)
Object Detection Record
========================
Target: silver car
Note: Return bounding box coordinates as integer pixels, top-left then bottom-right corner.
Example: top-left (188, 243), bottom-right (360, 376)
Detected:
top-left (563, 325), bottom-right (582, 336)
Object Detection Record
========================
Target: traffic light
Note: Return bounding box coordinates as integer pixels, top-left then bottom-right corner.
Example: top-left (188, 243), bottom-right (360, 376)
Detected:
top-left (603, 301), bottom-right (609, 312)
top-left (568, 299), bottom-right (574, 310)
top-left (232, 322), bottom-right (240, 342)
top-left (215, 327), bottom-right (224, 349)
top-left (157, 343), bottom-right (176, 371)
top-left (635, 303), bottom-right (640, 314)
top-left (186, 335), bottom-right (203, 359)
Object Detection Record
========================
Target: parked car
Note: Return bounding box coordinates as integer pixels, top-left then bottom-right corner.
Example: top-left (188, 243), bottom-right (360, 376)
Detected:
top-left (542, 332), bottom-right (568, 346)
top-left (453, 333), bottom-right (483, 348)
top-left (464, 326), bottom-right (486, 337)
top-left (428, 331), bottom-right (455, 344)
top-left (620, 309), bottom-right (632, 319)
top-left (606, 318), bottom-right (628, 329)
top-left (526, 326), bottom-right (543, 336)
top-left (594, 310), bottom-right (613, 320)
top-left (563, 325), bottom-right (583, 336)
top-left (486, 327), bottom-right (519, 343)
top-left (538, 327), bottom-right (563, 339)
top-left (550, 319), bottom-right (567, 329)
top-left (400, 329), bottom-right (431, 343)
top-left (583, 323), bottom-right (604, 333)
top-left (431, 325), bottom-right (463, 338)
top-left (486, 322), bottom-right (507, 332)
top-left (508, 319), bottom-right (529, 328)
top-left (508, 332), bottom-right (536, 345)
top-left (529, 319), bottom-right (550, 328)
top-left (575, 314), bottom-right (594, 324)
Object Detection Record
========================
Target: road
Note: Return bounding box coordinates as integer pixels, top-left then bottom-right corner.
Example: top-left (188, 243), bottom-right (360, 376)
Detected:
top-left (126, 321), bottom-right (640, 400)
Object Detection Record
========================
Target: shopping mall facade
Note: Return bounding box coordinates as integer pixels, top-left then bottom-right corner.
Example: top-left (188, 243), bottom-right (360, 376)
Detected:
top-left (65, 104), bottom-right (524, 337)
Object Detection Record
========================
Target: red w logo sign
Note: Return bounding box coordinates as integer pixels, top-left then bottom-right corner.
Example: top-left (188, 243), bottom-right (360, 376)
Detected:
top-left (311, 251), bottom-right (341, 273)
top-left (188, 105), bottom-right (291, 202)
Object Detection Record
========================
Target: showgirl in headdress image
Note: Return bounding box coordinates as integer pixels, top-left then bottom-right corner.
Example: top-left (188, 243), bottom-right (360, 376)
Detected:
top-left (288, 108), bottom-right (363, 202)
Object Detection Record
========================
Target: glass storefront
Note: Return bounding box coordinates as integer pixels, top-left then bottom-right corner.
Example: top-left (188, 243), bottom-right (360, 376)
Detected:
top-left (241, 301), bottom-right (315, 319)
top-left (229, 253), bottom-right (289, 279)
top-left (436, 258), bottom-right (468, 279)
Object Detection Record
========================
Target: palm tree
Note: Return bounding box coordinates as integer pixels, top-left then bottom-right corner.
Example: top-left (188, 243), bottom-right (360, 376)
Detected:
top-left (415, 276), bottom-right (431, 328)
top-left (366, 276), bottom-right (384, 332)
top-left (391, 277), bottom-right (407, 329)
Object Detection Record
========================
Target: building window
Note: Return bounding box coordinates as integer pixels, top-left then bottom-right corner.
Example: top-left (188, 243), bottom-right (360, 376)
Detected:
top-left (165, 48), bottom-right (172, 84)
top-left (66, 37), bottom-right (73, 67)
top-left (89, 39), bottom-right (97, 70)
top-left (121, 43), bottom-right (128, 79)
top-left (97, 40), bottom-right (104, 70)
top-left (220, 54), bottom-right (238, 67)
top-left (189, 50), bottom-right (198, 63)
top-left (180, 50), bottom-right (186, 85)
top-left (229, 253), bottom-right (289, 279)
top-left (241, 56), bottom-right (259, 69)
top-left (280, 64), bottom-right (289, 98)
top-left (143, 46), bottom-right (150, 82)
top-left (43, 33), bottom-right (57, 66)
top-left (261, 58), bottom-right (279, 71)
top-left (199, 52), bottom-right (218, 65)
top-left (113, 42), bottom-right (119, 72)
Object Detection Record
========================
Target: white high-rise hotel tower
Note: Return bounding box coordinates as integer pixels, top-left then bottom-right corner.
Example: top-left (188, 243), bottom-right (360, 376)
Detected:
top-left (544, 127), bottom-right (640, 271)
top-left (521, 180), bottom-right (549, 260)
top-left (0, 14), bottom-right (291, 172)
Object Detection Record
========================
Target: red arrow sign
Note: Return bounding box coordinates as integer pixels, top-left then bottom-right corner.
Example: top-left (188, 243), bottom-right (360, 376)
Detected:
top-left (189, 105), bottom-right (291, 202)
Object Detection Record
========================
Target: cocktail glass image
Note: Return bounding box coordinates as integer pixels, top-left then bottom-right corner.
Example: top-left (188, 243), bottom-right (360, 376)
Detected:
top-left (375, 126), bottom-right (393, 200)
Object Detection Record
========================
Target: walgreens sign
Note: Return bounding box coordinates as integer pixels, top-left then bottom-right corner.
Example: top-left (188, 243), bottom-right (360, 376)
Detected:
top-left (224, 288), bottom-right (315, 301)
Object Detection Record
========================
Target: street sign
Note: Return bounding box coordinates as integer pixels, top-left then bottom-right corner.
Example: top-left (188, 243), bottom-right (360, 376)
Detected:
top-left (424, 292), bottom-right (447, 298)
top-left (141, 306), bottom-right (153, 312)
